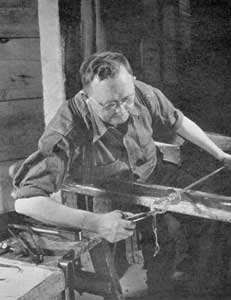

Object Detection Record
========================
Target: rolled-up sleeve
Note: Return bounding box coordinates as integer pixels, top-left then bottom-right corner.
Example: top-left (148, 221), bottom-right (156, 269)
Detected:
top-left (150, 87), bottom-right (184, 131)
top-left (13, 137), bottom-right (69, 199)
top-left (12, 99), bottom-right (86, 199)
top-left (134, 81), bottom-right (184, 143)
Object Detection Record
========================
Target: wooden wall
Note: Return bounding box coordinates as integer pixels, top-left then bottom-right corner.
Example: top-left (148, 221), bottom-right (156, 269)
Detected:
top-left (0, 0), bottom-right (44, 213)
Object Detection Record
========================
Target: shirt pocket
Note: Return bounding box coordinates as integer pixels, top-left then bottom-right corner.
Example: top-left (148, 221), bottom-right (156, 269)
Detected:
top-left (93, 159), bottom-right (129, 180)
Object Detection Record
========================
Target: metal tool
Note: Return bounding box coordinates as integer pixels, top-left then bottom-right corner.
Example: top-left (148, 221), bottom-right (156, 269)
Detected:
top-left (8, 223), bottom-right (82, 241)
top-left (0, 263), bottom-right (22, 273)
top-left (8, 227), bottom-right (44, 264)
top-left (0, 242), bottom-right (18, 256)
top-left (0, 242), bottom-right (11, 255)
top-left (125, 212), bottom-right (152, 223)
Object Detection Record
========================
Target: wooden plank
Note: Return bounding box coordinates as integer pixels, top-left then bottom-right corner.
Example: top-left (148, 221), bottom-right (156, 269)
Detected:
top-left (95, 0), bottom-right (106, 52)
top-left (207, 132), bottom-right (231, 152)
top-left (0, 0), bottom-right (36, 8)
top-left (81, 0), bottom-right (95, 59)
top-left (0, 98), bottom-right (44, 161)
top-left (0, 38), bottom-right (40, 60)
top-left (38, 0), bottom-right (66, 125)
top-left (63, 181), bottom-right (231, 224)
top-left (59, 0), bottom-right (82, 96)
top-left (0, 257), bottom-right (65, 300)
top-left (0, 38), bottom-right (42, 101)
top-left (0, 7), bottom-right (39, 37)
top-left (0, 61), bottom-right (42, 101)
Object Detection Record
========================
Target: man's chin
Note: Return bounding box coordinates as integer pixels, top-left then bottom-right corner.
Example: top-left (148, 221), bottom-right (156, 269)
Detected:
top-left (110, 114), bottom-right (129, 126)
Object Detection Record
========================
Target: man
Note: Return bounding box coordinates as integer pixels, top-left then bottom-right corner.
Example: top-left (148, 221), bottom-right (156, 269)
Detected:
top-left (13, 51), bottom-right (231, 278)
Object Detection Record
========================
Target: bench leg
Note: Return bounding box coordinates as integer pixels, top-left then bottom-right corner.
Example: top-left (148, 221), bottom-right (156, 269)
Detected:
top-left (89, 240), bottom-right (125, 300)
top-left (59, 252), bottom-right (76, 300)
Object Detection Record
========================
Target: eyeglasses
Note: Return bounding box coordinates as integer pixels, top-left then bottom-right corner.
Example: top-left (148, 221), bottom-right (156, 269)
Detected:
top-left (91, 94), bottom-right (135, 113)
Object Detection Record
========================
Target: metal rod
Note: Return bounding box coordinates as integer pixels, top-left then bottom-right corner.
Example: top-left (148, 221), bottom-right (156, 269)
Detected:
top-left (9, 224), bottom-right (60, 236)
top-left (8, 223), bottom-right (79, 237)
top-left (125, 212), bottom-right (147, 221)
top-left (181, 166), bottom-right (225, 193)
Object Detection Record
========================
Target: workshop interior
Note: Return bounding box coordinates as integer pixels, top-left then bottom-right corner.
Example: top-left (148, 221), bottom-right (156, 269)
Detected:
top-left (0, 1), bottom-right (231, 300)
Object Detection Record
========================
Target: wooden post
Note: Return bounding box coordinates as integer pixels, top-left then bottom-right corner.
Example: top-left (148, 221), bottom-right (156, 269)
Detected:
top-left (95, 0), bottom-right (106, 52)
top-left (162, 1), bottom-right (178, 85)
top-left (140, 0), bottom-right (161, 86)
top-left (81, 0), bottom-right (95, 59)
top-left (59, 0), bottom-right (82, 97)
top-left (179, 0), bottom-right (191, 51)
top-left (38, 0), bottom-right (66, 125)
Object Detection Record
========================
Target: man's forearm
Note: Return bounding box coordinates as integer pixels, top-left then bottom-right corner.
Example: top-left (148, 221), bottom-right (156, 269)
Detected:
top-left (15, 196), bottom-right (102, 232)
top-left (15, 196), bottom-right (136, 243)
top-left (177, 116), bottom-right (224, 161)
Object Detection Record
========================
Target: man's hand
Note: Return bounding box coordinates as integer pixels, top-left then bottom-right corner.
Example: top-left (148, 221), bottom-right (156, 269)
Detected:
top-left (221, 152), bottom-right (231, 170)
top-left (96, 210), bottom-right (136, 243)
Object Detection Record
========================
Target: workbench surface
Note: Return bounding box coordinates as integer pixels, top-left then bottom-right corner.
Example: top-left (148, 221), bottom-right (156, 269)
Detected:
top-left (0, 257), bottom-right (65, 300)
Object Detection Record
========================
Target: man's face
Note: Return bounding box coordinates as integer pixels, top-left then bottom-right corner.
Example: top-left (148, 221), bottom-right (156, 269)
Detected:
top-left (87, 66), bottom-right (135, 126)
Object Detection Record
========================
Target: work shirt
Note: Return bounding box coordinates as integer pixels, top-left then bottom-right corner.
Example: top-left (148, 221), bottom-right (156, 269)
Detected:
top-left (13, 80), bottom-right (183, 199)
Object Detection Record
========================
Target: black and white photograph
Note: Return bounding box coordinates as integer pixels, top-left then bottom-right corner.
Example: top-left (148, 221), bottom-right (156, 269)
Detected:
top-left (1, 1), bottom-right (231, 299)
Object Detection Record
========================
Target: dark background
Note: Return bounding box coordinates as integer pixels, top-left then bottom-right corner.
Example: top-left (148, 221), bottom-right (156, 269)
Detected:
top-left (64, 0), bottom-right (231, 135)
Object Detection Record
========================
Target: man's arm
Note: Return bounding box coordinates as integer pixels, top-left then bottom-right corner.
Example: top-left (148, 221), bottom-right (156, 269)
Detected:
top-left (15, 196), bottom-right (135, 243)
top-left (177, 116), bottom-right (231, 165)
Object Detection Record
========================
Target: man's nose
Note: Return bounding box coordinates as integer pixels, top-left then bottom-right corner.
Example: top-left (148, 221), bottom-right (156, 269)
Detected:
top-left (115, 101), bottom-right (126, 113)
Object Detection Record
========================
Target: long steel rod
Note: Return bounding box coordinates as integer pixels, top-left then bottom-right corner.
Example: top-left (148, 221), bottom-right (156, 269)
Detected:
top-left (181, 166), bottom-right (225, 193)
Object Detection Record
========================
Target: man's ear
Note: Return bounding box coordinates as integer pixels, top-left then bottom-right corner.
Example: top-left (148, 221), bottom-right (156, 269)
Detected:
top-left (81, 89), bottom-right (90, 103)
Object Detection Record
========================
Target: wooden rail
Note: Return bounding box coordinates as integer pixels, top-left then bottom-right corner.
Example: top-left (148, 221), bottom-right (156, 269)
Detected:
top-left (63, 180), bottom-right (231, 223)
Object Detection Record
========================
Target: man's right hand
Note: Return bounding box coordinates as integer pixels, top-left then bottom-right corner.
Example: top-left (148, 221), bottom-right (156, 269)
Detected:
top-left (15, 197), bottom-right (136, 243)
top-left (96, 210), bottom-right (136, 243)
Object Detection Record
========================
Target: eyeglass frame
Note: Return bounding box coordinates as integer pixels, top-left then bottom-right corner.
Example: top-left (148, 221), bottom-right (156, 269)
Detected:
top-left (88, 93), bottom-right (135, 113)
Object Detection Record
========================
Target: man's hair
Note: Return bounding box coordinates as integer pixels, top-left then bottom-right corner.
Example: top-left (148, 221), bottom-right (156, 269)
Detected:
top-left (80, 51), bottom-right (133, 89)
